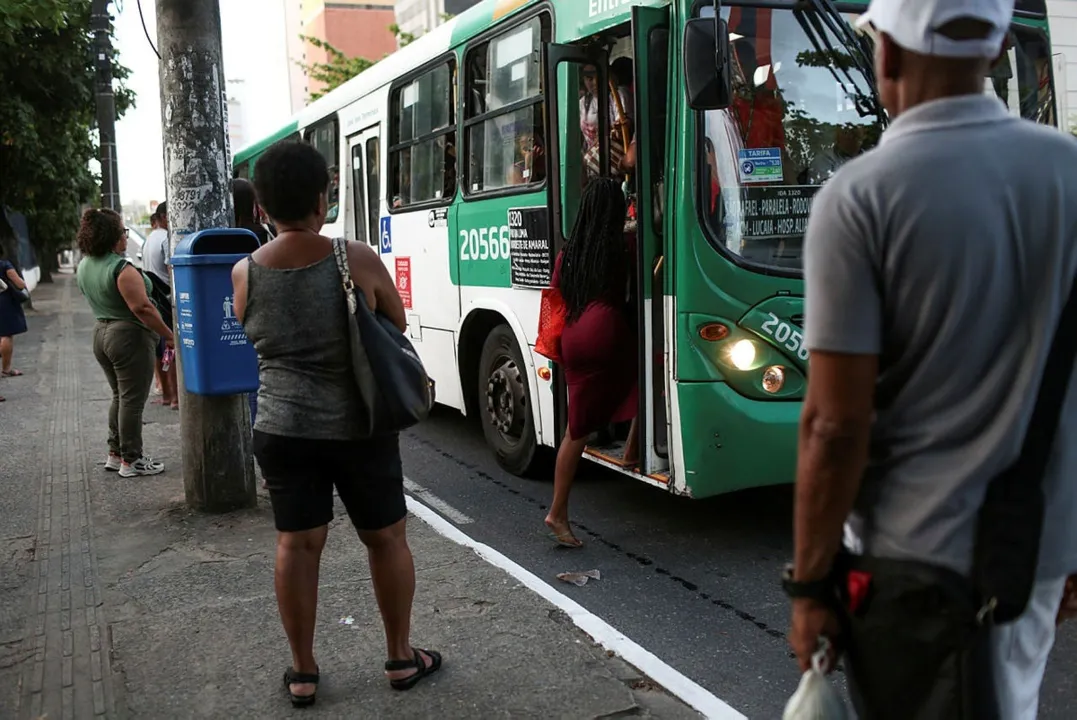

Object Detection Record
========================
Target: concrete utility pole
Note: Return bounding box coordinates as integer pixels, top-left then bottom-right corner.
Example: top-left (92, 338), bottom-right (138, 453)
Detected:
top-left (156, 0), bottom-right (256, 512)
top-left (91, 0), bottom-right (121, 211)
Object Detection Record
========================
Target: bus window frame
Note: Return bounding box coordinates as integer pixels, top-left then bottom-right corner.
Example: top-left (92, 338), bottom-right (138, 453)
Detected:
top-left (690, 0), bottom-right (879, 281)
top-left (303, 115), bottom-right (341, 221)
top-left (460, 9), bottom-right (553, 203)
top-left (386, 52), bottom-right (459, 215)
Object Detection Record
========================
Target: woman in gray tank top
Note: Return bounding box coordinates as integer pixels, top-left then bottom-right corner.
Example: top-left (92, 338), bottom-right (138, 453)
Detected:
top-left (231, 142), bottom-right (442, 707)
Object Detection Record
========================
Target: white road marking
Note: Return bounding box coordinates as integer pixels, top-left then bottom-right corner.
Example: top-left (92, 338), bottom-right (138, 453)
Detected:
top-left (405, 494), bottom-right (747, 720)
top-left (403, 477), bottom-right (474, 525)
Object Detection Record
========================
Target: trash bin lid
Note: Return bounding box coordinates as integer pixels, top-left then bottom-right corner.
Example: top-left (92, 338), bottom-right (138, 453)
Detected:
top-left (172, 228), bottom-right (260, 263)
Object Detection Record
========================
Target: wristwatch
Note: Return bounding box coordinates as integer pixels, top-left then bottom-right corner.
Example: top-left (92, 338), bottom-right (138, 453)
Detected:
top-left (781, 564), bottom-right (836, 604)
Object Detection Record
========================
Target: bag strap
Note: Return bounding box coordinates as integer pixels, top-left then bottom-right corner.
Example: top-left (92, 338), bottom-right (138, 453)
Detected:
top-left (1016, 275), bottom-right (1077, 480)
top-left (330, 237), bottom-right (359, 315)
top-left (330, 237), bottom-right (354, 291)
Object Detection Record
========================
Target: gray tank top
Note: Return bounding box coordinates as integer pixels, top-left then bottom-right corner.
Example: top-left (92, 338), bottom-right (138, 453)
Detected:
top-left (242, 252), bottom-right (363, 440)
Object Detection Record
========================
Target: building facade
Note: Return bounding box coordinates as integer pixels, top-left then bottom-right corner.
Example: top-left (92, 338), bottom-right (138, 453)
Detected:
top-left (394, 0), bottom-right (480, 40)
top-left (283, 0), bottom-right (308, 114)
top-left (301, 0), bottom-right (398, 99)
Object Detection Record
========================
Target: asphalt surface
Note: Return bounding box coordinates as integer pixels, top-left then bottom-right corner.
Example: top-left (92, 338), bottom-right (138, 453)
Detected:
top-left (401, 406), bottom-right (1077, 719)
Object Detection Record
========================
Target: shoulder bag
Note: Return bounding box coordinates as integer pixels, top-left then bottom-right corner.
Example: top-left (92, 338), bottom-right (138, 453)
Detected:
top-left (331, 237), bottom-right (435, 437)
top-left (820, 273), bottom-right (1077, 720)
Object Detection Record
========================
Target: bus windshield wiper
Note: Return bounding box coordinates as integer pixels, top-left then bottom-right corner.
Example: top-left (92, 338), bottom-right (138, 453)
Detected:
top-left (799, 0), bottom-right (887, 123)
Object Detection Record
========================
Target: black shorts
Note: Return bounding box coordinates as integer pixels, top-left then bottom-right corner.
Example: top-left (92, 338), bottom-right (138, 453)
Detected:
top-left (253, 430), bottom-right (406, 533)
top-left (155, 336), bottom-right (166, 359)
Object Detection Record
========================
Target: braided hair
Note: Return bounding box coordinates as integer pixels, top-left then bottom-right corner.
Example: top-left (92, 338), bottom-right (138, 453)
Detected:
top-left (559, 177), bottom-right (627, 323)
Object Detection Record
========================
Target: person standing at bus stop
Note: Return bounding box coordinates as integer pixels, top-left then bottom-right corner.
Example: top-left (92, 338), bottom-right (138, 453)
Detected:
top-left (787, 0), bottom-right (1077, 718)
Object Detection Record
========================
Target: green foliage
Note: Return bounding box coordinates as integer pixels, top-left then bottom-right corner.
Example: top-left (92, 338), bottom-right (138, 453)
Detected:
top-left (0, 0), bottom-right (71, 44)
top-left (300, 34), bottom-right (376, 102)
top-left (0, 0), bottom-right (134, 272)
top-left (300, 18), bottom-right (448, 102)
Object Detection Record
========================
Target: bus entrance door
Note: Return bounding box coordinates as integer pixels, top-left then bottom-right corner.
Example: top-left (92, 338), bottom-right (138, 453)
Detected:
top-left (630, 5), bottom-right (671, 480)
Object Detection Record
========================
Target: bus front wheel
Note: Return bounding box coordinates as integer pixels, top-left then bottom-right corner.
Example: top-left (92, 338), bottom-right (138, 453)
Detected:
top-left (479, 325), bottom-right (537, 476)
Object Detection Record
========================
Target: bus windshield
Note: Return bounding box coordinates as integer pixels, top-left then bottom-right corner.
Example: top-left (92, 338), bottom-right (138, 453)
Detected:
top-left (698, 8), bottom-right (1058, 275)
top-left (699, 6), bottom-right (884, 273)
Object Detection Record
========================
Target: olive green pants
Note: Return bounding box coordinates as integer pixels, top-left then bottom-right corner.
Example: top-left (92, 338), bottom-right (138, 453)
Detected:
top-left (92, 320), bottom-right (157, 463)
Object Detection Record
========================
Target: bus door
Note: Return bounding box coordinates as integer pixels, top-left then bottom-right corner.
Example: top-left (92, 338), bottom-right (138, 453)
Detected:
top-left (346, 125), bottom-right (382, 248)
top-left (543, 44), bottom-right (613, 454)
top-left (630, 6), bottom-right (671, 477)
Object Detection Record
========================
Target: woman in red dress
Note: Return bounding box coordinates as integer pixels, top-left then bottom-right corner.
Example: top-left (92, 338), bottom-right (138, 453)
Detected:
top-left (545, 178), bottom-right (639, 548)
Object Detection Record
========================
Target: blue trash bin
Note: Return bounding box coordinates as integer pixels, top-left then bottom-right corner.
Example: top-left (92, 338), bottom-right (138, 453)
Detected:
top-left (171, 228), bottom-right (261, 396)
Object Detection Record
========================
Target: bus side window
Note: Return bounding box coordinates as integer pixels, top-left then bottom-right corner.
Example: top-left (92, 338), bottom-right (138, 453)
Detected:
top-left (389, 60), bottom-right (457, 208)
top-left (305, 117), bottom-right (340, 223)
top-left (463, 14), bottom-right (550, 195)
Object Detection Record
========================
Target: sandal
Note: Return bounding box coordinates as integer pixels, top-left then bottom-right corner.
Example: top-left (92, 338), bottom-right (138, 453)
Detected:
top-left (282, 666), bottom-right (319, 708)
top-left (2, 369), bottom-right (22, 377)
top-left (385, 648), bottom-right (442, 691)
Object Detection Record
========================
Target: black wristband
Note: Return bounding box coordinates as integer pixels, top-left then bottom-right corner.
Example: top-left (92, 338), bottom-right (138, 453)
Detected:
top-left (781, 564), bottom-right (836, 603)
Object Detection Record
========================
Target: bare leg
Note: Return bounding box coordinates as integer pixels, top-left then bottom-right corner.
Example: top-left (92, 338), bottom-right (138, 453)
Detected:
top-left (0, 336), bottom-right (13, 373)
top-left (621, 416), bottom-right (640, 467)
top-left (275, 526), bottom-right (327, 698)
top-left (357, 518), bottom-right (436, 681)
top-left (545, 429), bottom-right (588, 547)
top-left (167, 363), bottom-right (178, 409)
top-left (151, 359), bottom-right (166, 404)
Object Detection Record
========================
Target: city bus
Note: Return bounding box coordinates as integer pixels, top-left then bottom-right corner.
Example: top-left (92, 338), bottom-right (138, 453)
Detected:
top-left (233, 0), bottom-right (1060, 498)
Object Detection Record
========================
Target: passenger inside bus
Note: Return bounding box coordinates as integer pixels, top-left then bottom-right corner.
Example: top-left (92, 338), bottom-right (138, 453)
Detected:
top-left (509, 126), bottom-right (546, 186)
top-left (581, 63), bottom-right (633, 181)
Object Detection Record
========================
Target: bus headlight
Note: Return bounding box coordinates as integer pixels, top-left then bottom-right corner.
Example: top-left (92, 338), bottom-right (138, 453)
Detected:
top-left (762, 365), bottom-right (786, 394)
top-left (729, 340), bottom-right (756, 370)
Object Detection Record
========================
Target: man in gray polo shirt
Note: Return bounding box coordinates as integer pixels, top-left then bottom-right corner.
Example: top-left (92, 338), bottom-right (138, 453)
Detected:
top-left (788, 0), bottom-right (1077, 717)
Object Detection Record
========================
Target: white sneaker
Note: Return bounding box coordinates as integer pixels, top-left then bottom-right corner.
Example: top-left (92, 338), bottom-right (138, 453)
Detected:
top-left (119, 457), bottom-right (165, 478)
top-left (104, 454), bottom-right (122, 472)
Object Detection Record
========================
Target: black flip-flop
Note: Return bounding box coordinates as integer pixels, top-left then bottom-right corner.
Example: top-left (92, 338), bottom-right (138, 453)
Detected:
top-left (283, 666), bottom-right (319, 708)
top-left (385, 648), bottom-right (442, 691)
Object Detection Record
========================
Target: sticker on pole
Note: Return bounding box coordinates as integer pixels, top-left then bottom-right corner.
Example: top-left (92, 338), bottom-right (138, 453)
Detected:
top-left (380, 217), bottom-right (392, 254)
top-left (395, 257), bottom-right (412, 309)
top-left (738, 148), bottom-right (783, 184)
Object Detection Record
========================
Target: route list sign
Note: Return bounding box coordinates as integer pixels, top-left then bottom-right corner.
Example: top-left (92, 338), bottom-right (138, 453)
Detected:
top-left (508, 206), bottom-right (551, 288)
top-left (724, 185), bottom-right (820, 240)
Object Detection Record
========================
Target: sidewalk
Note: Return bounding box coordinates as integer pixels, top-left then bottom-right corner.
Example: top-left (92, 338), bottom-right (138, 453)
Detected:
top-left (0, 275), bottom-right (703, 719)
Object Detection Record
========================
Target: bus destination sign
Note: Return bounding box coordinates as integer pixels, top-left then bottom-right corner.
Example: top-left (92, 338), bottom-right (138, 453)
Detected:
top-left (728, 185), bottom-right (820, 240)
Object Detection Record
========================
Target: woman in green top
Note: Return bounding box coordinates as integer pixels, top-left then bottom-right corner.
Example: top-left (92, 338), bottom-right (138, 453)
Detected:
top-left (76, 208), bottom-right (175, 478)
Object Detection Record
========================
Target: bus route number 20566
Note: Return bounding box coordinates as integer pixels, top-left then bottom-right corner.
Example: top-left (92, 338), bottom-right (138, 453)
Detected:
top-left (460, 226), bottom-right (510, 261)
top-left (761, 312), bottom-right (809, 361)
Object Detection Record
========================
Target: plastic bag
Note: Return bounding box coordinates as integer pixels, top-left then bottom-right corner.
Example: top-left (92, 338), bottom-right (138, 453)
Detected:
top-left (782, 638), bottom-right (849, 720)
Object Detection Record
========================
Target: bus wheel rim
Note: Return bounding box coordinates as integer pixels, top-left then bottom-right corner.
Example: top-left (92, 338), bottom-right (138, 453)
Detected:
top-left (486, 355), bottom-right (525, 443)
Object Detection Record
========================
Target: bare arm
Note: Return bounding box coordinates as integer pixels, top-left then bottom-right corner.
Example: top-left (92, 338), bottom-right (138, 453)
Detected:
top-left (117, 265), bottom-right (174, 341)
top-left (4, 266), bottom-right (26, 290)
top-left (231, 258), bottom-right (250, 324)
top-left (793, 351), bottom-right (877, 582)
top-left (347, 242), bottom-right (406, 333)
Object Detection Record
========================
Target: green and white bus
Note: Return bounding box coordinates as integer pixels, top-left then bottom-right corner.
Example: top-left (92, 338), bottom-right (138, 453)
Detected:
top-left (234, 0), bottom-right (1060, 498)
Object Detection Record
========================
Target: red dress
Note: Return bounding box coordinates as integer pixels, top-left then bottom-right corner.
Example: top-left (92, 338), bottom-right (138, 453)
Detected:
top-left (553, 247), bottom-right (639, 440)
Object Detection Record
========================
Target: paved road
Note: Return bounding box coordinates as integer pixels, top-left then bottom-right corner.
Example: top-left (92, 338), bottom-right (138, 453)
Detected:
top-left (401, 407), bottom-right (1077, 719)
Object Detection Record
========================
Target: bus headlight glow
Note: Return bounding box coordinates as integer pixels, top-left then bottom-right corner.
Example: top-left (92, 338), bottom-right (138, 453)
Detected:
top-left (762, 365), bottom-right (786, 394)
top-left (729, 340), bottom-right (756, 370)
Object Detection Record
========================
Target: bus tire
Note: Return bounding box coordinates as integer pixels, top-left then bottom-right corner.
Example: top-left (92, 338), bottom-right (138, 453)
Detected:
top-left (479, 325), bottom-right (537, 476)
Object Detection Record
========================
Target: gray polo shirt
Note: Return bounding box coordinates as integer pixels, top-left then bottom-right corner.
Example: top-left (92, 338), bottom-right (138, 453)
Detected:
top-left (804, 95), bottom-right (1077, 581)
top-left (142, 228), bottom-right (170, 286)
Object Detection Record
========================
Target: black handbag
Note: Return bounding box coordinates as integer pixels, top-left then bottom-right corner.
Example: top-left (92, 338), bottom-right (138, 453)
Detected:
top-left (331, 238), bottom-right (434, 437)
top-left (833, 272), bottom-right (1077, 719)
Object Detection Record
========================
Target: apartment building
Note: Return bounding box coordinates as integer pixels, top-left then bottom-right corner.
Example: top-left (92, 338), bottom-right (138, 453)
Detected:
top-left (394, 0), bottom-right (480, 39)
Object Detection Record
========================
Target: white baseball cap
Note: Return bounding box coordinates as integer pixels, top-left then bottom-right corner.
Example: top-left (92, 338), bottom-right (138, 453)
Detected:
top-left (855, 0), bottom-right (1014, 59)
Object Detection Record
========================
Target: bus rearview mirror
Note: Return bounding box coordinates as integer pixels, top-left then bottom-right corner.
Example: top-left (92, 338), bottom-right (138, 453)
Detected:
top-left (684, 17), bottom-right (733, 111)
